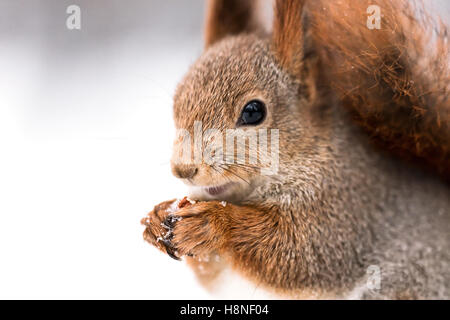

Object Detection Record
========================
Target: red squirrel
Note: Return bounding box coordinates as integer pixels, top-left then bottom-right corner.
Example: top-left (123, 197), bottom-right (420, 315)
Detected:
top-left (142, 0), bottom-right (449, 299)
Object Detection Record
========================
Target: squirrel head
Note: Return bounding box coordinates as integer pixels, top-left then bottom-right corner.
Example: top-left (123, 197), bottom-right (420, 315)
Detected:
top-left (171, 0), bottom-right (323, 201)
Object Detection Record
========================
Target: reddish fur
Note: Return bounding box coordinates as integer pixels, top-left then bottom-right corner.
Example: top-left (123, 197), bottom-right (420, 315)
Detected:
top-left (309, 0), bottom-right (450, 180)
top-left (142, 200), bottom-right (301, 296)
top-left (272, 0), bottom-right (306, 77)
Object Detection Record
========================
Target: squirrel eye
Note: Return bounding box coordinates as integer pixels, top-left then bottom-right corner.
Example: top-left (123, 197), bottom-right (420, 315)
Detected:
top-left (237, 100), bottom-right (266, 126)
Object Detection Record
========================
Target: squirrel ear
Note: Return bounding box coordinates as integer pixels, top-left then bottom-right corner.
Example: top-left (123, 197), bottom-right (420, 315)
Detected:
top-left (272, 0), bottom-right (306, 77)
top-left (204, 0), bottom-right (260, 48)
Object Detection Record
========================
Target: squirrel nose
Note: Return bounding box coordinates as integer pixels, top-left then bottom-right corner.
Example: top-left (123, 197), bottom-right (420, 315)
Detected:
top-left (172, 164), bottom-right (198, 180)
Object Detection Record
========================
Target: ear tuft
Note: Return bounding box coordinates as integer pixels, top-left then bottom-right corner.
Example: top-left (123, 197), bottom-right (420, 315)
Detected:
top-left (204, 0), bottom-right (259, 48)
top-left (272, 0), bottom-right (306, 77)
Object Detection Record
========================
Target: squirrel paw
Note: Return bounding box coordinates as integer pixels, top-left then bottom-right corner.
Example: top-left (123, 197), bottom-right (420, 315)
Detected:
top-left (142, 200), bottom-right (227, 261)
top-left (141, 199), bottom-right (182, 260)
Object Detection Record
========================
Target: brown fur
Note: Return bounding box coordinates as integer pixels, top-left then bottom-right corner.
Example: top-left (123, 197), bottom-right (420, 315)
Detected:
top-left (272, 0), bottom-right (306, 77)
top-left (309, 0), bottom-right (450, 180)
top-left (143, 0), bottom-right (450, 299)
top-left (204, 0), bottom-right (261, 48)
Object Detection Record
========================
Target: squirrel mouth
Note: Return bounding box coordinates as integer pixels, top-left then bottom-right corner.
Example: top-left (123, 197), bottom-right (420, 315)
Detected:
top-left (204, 183), bottom-right (234, 196)
top-left (188, 182), bottom-right (249, 201)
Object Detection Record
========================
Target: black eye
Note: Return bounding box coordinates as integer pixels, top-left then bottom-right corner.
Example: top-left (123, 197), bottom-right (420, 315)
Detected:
top-left (237, 100), bottom-right (266, 126)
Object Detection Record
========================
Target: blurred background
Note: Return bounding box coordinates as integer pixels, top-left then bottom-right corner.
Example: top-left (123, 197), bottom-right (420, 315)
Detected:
top-left (0, 0), bottom-right (208, 299)
top-left (0, 0), bottom-right (448, 299)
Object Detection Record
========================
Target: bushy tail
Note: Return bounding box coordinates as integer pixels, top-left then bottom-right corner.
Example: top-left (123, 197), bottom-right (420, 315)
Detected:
top-left (308, 0), bottom-right (449, 180)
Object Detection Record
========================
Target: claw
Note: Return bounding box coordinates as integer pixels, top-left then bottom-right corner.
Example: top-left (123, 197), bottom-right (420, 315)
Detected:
top-left (162, 240), bottom-right (181, 261)
top-left (163, 215), bottom-right (181, 229)
top-left (143, 211), bottom-right (183, 261)
top-left (166, 248), bottom-right (181, 261)
top-left (161, 238), bottom-right (173, 247)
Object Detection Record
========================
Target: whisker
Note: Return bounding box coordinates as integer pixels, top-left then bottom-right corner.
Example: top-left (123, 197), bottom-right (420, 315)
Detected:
top-left (231, 163), bottom-right (260, 172)
top-left (218, 164), bottom-right (251, 185)
top-left (210, 165), bottom-right (236, 184)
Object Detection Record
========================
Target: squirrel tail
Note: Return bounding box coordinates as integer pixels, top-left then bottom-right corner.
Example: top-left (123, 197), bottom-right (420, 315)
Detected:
top-left (309, 0), bottom-right (449, 180)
